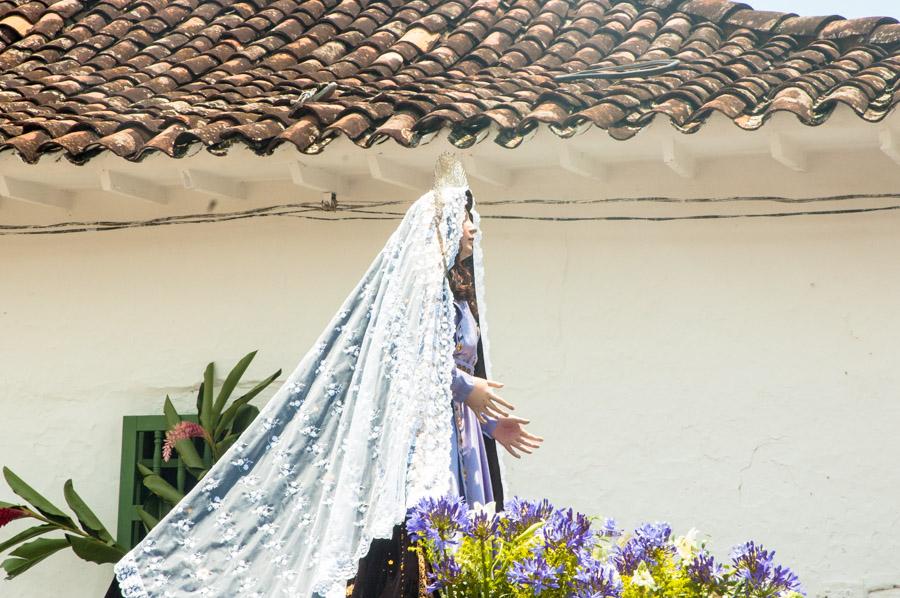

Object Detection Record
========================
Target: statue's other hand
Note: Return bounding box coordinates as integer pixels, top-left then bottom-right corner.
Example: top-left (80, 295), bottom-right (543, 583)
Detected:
top-left (493, 416), bottom-right (544, 459)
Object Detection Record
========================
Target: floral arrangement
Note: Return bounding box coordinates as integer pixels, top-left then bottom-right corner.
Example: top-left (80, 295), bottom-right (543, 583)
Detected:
top-left (406, 495), bottom-right (804, 598)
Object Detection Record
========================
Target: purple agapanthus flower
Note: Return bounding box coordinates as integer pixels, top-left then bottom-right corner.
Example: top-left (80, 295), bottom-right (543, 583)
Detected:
top-left (598, 517), bottom-right (623, 538)
top-left (686, 550), bottom-right (725, 586)
top-left (731, 541), bottom-right (804, 596)
top-left (508, 554), bottom-right (563, 594)
top-left (574, 558), bottom-right (624, 598)
top-left (542, 507), bottom-right (595, 553)
top-left (406, 494), bottom-right (471, 552)
top-left (468, 509), bottom-right (500, 542)
top-left (503, 497), bottom-right (553, 536)
top-left (504, 497), bottom-right (555, 537)
top-left (612, 521), bottom-right (674, 575)
top-left (425, 554), bottom-right (462, 593)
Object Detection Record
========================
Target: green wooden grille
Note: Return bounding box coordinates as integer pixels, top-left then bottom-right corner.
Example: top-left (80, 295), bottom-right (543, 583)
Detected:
top-left (117, 414), bottom-right (201, 549)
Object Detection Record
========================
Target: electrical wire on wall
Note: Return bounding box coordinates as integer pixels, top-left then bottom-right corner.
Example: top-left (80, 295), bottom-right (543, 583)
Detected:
top-left (1, 193), bottom-right (899, 236)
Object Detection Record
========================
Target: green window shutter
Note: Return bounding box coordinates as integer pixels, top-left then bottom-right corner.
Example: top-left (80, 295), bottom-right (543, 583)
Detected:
top-left (116, 414), bottom-right (200, 549)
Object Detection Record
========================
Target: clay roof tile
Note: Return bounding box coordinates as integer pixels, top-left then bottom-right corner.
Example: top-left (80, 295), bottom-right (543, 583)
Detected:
top-left (0, 0), bottom-right (894, 162)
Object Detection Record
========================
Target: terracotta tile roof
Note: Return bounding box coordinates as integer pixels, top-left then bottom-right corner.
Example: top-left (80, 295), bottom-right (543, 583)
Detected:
top-left (0, 0), bottom-right (897, 163)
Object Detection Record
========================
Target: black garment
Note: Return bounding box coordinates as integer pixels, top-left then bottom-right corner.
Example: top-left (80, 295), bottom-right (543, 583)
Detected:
top-left (474, 334), bottom-right (505, 507)
top-left (347, 523), bottom-right (426, 598)
top-left (104, 577), bottom-right (123, 598)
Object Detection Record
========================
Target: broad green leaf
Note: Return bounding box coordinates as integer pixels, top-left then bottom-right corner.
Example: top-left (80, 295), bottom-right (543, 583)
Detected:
top-left (231, 404), bottom-right (259, 435)
top-left (3, 548), bottom-right (64, 579)
top-left (195, 382), bottom-right (204, 417)
top-left (2, 556), bottom-right (27, 579)
top-left (213, 351), bottom-right (257, 419)
top-left (9, 537), bottom-right (69, 561)
top-left (63, 481), bottom-right (113, 543)
top-left (2, 536), bottom-right (88, 579)
top-left (136, 464), bottom-right (184, 504)
top-left (2, 468), bottom-right (75, 529)
top-left (215, 433), bottom-right (239, 457)
top-left (163, 397), bottom-right (205, 470)
top-left (163, 396), bottom-right (181, 428)
top-left (135, 507), bottom-right (159, 533)
top-left (200, 362), bottom-right (215, 435)
top-left (141, 474), bottom-right (184, 506)
top-left (136, 463), bottom-right (154, 478)
top-left (0, 500), bottom-right (20, 509)
top-left (185, 466), bottom-right (207, 481)
top-left (215, 369), bottom-right (280, 437)
top-left (173, 440), bottom-right (205, 471)
top-left (66, 535), bottom-right (126, 564)
top-left (0, 524), bottom-right (54, 554)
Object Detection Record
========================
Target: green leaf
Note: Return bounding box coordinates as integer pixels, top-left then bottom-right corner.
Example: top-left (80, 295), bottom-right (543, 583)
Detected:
top-left (2, 542), bottom-right (67, 580)
top-left (0, 524), bottom-right (54, 554)
top-left (9, 537), bottom-right (69, 561)
top-left (0, 500), bottom-right (19, 509)
top-left (195, 382), bottom-right (204, 417)
top-left (134, 508), bottom-right (159, 533)
top-left (173, 440), bottom-right (206, 471)
top-left (215, 369), bottom-right (280, 437)
top-left (141, 473), bottom-right (184, 506)
top-left (163, 397), bottom-right (205, 470)
top-left (200, 362), bottom-right (215, 435)
top-left (163, 396), bottom-right (181, 428)
top-left (511, 521), bottom-right (544, 546)
top-left (231, 404), bottom-right (259, 435)
top-left (65, 535), bottom-right (125, 564)
top-left (2, 468), bottom-right (75, 529)
top-left (136, 463), bottom-right (154, 478)
top-left (213, 351), bottom-right (257, 420)
top-left (2, 557), bottom-right (27, 579)
top-left (62, 480), bottom-right (113, 543)
top-left (215, 433), bottom-right (239, 457)
top-left (137, 463), bottom-right (184, 504)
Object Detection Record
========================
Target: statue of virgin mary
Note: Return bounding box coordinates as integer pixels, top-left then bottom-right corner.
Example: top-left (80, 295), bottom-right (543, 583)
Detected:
top-left (113, 153), bottom-right (542, 598)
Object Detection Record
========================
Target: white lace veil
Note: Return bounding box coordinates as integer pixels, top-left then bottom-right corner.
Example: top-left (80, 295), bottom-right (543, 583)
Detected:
top-left (114, 153), bottom-right (498, 597)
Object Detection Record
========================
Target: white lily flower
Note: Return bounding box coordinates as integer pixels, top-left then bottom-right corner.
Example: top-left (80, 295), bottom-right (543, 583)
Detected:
top-left (632, 562), bottom-right (657, 589)
top-left (674, 527), bottom-right (700, 561)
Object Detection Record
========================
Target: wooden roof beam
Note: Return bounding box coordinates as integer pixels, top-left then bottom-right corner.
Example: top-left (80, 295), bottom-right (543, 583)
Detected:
top-left (662, 138), bottom-right (696, 179)
top-left (879, 129), bottom-right (900, 165)
top-left (0, 176), bottom-right (73, 210)
top-left (100, 169), bottom-right (168, 204)
top-left (289, 161), bottom-right (347, 194)
top-left (463, 156), bottom-right (513, 187)
top-left (769, 133), bottom-right (808, 172)
top-left (558, 145), bottom-right (605, 181)
top-left (181, 169), bottom-right (246, 200)
top-left (367, 155), bottom-right (429, 191)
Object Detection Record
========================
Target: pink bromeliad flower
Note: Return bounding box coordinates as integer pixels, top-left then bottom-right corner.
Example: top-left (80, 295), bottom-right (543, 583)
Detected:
top-left (162, 421), bottom-right (210, 462)
top-left (0, 507), bottom-right (28, 528)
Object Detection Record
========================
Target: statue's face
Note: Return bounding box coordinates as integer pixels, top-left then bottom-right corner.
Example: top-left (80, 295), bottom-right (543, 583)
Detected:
top-left (457, 209), bottom-right (477, 261)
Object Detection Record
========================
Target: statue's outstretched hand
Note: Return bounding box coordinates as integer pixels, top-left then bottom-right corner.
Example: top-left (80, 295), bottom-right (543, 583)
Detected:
top-left (465, 377), bottom-right (514, 424)
top-left (493, 416), bottom-right (544, 459)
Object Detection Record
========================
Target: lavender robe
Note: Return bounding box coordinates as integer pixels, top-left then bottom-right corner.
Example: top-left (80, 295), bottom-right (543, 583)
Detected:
top-left (448, 298), bottom-right (498, 506)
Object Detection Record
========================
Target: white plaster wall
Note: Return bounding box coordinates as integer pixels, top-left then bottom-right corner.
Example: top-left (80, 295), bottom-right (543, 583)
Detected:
top-left (1, 190), bottom-right (899, 597)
